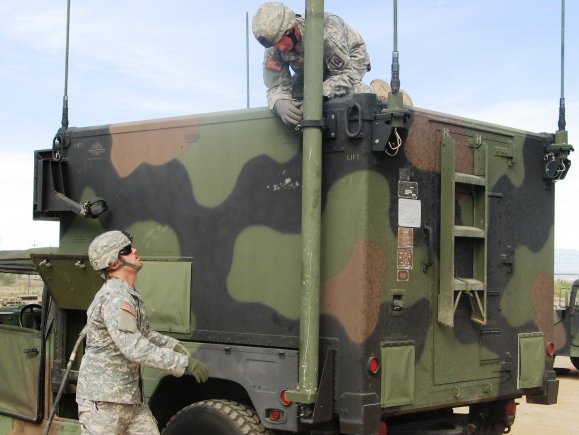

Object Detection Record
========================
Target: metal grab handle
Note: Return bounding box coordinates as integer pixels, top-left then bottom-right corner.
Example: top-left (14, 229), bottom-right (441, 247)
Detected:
top-left (52, 132), bottom-right (64, 162)
top-left (23, 348), bottom-right (39, 355)
top-left (423, 224), bottom-right (434, 272)
top-left (345, 102), bottom-right (362, 138)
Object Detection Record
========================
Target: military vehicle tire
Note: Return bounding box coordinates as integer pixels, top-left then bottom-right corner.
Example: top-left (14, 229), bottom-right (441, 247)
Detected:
top-left (571, 357), bottom-right (579, 371)
top-left (162, 399), bottom-right (273, 435)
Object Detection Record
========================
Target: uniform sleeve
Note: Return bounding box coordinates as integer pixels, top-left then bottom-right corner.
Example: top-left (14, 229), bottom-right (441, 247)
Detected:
top-left (263, 48), bottom-right (294, 109)
top-left (138, 296), bottom-right (180, 349)
top-left (322, 15), bottom-right (362, 99)
top-left (145, 329), bottom-right (180, 350)
top-left (102, 294), bottom-right (188, 376)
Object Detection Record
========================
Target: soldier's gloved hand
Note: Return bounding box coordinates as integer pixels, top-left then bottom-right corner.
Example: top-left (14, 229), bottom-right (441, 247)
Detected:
top-left (274, 99), bottom-right (303, 126)
top-left (174, 342), bottom-right (209, 383)
top-left (185, 357), bottom-right (209, 383)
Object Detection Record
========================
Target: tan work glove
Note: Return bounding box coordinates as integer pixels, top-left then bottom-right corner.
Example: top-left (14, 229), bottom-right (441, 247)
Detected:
top-left (174, 342), bottom-right (209, 383)
top-left (274, 99), bottom-right (303, 126)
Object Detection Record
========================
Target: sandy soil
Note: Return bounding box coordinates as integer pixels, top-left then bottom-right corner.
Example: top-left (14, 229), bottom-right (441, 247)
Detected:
top-left (0, 275), bottom-right (43, 305)
top-left (510, 357), bottom-right (578, 434)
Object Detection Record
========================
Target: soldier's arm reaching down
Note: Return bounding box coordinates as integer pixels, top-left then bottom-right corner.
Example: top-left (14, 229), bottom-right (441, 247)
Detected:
top-left (102, 294), bottom-right (188, 376)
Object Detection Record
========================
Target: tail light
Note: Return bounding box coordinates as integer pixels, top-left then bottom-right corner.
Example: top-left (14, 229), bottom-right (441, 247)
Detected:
top-left (506, 399), bottom-right (517, 417)
top-left (380, 420), bottom-right (388, 435)
top-left (546, 342), bottom-right (555, 357)
top-left (368, 356), bottom-right (380, 374)
top-left (269, 409), bottom-right (282, 421)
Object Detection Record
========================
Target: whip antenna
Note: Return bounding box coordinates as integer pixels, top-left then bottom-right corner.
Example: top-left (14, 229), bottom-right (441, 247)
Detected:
top-left (543, 0), bottom-right (573, 181)
top-left (557, 0), bottom-right (566, 132)
top-left (383, 0), bottom-right (409, 136)
top-left (61, 0), bottom-right (71, 129)
top-left (246, 11), bottom-right (250, 109)
top-left (53, 0), bottom-right (71, 162)
top-left (390, 0), bottom-right (400, 94)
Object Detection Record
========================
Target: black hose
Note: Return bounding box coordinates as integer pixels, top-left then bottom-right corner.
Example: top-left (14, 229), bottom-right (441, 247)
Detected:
top-left (42, 325), bottom-right (88, 435)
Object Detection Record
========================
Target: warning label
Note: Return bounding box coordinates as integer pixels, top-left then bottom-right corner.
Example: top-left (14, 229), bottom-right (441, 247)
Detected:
top-left (397, 249), bottom-right (413, 270)
top-left (397, 270), bottom-right (410, 281)
top-left (398, 227), bottom-right (414, 248)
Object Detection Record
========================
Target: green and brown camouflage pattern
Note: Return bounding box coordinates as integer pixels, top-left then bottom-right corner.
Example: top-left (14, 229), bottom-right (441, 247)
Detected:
top-left (0, 92), bottom-right (561, 434)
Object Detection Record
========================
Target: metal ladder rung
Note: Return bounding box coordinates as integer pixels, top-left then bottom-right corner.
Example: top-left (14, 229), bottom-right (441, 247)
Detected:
top-left (454, 278), bottom-right (484, 292)
top-left (453, 225), bottom-right (485, 238)
top-left (454, 173), bottom-right (486, 186)
top-left (438, 129), bottom-right (488, 327)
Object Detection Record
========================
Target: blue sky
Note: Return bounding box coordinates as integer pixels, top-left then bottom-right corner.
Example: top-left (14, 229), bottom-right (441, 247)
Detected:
top-left (1, 0), bottom-right (578, 250)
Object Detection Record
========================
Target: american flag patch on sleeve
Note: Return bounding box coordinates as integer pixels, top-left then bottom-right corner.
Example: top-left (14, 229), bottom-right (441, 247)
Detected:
top-left (266, 58), bottom-right (284, 72)
top-left (120, 301), bottom-right (137, 317)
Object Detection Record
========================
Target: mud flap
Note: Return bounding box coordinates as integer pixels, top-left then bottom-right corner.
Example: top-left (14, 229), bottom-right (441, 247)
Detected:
top-left (381, 342), bottom-right (415, 407)
top-left (518, 333), bottom-right (544, 389)
top-left (526, 370), bottom-right (559, 405)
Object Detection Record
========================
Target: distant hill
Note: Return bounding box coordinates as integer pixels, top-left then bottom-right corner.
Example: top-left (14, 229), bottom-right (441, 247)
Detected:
top-left (555, 249), bottom-right (579, 281)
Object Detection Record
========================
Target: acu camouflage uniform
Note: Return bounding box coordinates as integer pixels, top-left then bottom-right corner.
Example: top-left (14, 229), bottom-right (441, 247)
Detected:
top-left (263, 13), bottom-right (372, 109)
top-left (76, 277), bottom-right (188, 434)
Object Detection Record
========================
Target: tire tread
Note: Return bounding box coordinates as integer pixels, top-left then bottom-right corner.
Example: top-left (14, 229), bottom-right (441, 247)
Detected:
top-left (163, 399), bottom-right (272, 435)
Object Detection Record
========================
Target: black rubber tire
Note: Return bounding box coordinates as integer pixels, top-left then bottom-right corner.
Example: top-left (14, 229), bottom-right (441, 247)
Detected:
top-left (162, 399), bottom-right (273, 435)
top-left (571, 356), bottom-right (579, 370)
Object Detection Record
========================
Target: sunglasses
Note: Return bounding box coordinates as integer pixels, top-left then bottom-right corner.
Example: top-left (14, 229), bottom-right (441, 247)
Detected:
top-left (119, 245), bottom-right (132, 256)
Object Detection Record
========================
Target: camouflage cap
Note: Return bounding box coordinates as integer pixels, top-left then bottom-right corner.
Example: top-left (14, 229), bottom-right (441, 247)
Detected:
top-left (252, 2), bottom-right (296, 48)
top-left (88, 230), bottom-right (132, 271)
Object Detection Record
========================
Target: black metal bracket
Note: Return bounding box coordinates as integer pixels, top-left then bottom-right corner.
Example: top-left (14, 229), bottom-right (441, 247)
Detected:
top-left (303, 348), bottom-right (335, 424)
top-left (52, 127), bottom-right (71, 162)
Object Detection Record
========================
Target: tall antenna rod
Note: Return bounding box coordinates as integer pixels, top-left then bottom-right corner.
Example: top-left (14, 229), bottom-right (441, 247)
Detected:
top-left (384, 0), bottom-right (408, 133)
top-left (390, 0), bottom-right (400, 94)
top-left (246, 11), bottom-right (250, 109)
top-left (558, 0), bottom-right (566, 132)
top-left (543, 0), bottom-right (572, 182)
top-left (61, 0), bottom-right (71, 129)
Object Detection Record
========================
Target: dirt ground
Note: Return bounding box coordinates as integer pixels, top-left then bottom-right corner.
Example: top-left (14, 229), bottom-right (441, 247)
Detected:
top-left (510, 357), bottom-right (578, 434)
top-left (0, 274), bottom-right (43, 305)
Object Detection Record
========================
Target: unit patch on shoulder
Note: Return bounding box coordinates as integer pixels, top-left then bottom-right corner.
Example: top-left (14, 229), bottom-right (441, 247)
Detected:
top-left (328, 53), bottom-right (346, 69)
top-left (120, 301), bottom-right (136, 317)
top-left (266, 58), bottom-right (284, 72)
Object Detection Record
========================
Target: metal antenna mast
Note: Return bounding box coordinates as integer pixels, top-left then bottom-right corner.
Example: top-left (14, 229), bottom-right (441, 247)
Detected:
top-left (543, 0), bottom-right (573, 181)
top-left (383, 0), bottom-right (409, 142)
top-left (390, 0), bottom-right (400, 94)
top-left (246, 11), bottom-right (251, 109)
top-left (558, 0), bottom-right (566, 132)
top-left (53, 0), bottom-right (72, 162)
top-left (61, 0), bottom-right (71, 129)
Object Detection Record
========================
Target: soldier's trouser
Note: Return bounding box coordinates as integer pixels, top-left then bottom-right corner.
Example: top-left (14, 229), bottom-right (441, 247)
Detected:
top-left (77, 399), bottom-right (160, 435)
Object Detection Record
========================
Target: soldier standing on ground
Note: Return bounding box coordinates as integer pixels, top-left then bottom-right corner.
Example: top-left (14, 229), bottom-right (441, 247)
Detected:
top-left (76, 230), bottom-right (208, 435)
top-left (252, 2), bottom-right (373, 126)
